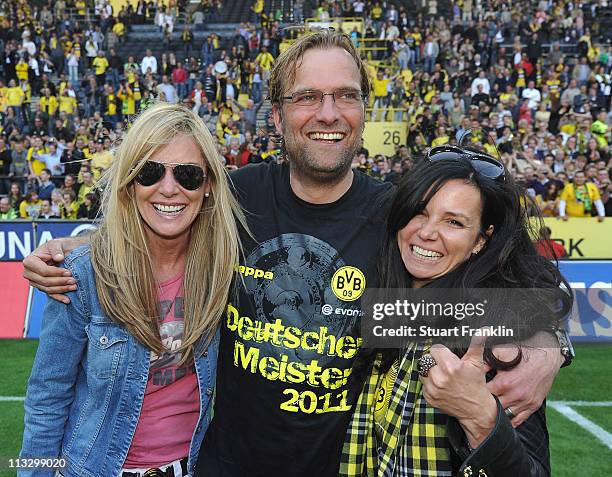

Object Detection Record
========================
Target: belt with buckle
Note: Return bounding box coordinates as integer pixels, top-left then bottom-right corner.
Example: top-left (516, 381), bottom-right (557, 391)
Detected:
top-left (122, 457), bottom-right (188, 477)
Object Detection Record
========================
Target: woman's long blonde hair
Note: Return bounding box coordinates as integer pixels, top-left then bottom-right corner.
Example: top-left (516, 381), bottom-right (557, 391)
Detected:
top-left (91, 103), bottom-right (243, 363)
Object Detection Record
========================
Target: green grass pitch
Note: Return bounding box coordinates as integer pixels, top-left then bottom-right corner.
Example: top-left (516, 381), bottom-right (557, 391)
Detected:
top-left (0, 341), bottom-right (610, 476)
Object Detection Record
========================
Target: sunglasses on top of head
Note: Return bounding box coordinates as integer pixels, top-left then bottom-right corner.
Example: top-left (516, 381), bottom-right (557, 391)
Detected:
top-left (427, 145), bottom-right (506, 182)
top-left (134, 161), bottom-right (207, 191)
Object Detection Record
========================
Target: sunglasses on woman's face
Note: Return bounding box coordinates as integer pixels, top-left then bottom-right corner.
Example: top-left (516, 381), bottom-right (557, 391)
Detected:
top-left (134, 161), bottom-right (207, 191)
top-left (427, 145), bottom-right (506, 182)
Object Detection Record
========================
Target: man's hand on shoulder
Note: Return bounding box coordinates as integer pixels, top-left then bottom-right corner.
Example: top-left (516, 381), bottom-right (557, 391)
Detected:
top-left (22, 237), bottom-right (87, 304)
top-left (486, 331), bottom-right (564, 427)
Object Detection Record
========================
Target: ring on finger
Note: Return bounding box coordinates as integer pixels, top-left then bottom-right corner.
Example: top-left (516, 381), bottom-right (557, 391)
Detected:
top-left (417, 354), bottom-right (437, 377)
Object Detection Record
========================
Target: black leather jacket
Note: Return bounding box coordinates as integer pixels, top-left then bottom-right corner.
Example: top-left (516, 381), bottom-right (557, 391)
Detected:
top-left (447, 397), bottom-right (549, 477)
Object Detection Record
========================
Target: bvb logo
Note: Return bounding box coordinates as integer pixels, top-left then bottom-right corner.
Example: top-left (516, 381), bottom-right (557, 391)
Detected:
top-left (331, 266), bottom-right (366, 302)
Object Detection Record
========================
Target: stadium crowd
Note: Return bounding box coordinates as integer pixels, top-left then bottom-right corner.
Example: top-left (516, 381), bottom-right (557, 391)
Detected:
top-left (0, 0), bottom-right (610, 222)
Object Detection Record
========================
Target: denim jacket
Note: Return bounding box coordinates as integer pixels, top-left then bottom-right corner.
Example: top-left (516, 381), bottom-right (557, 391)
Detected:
top-left (20, 245), bottom-right (219, 477)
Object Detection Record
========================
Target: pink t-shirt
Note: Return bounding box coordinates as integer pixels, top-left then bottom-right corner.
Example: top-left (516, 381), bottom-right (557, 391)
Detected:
top-left (124, 273), bottom-right (200, 468)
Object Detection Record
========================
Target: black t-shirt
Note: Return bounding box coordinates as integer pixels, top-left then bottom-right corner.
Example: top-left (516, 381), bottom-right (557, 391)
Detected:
top-left (196, 162), bottom-right (393, 477)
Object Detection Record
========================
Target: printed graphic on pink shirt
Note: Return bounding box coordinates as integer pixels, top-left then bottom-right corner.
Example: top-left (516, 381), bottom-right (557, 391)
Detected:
top-left (150, 294), bottom-right (196, 387)
top-left (124, 273), bottom-right (200, 468)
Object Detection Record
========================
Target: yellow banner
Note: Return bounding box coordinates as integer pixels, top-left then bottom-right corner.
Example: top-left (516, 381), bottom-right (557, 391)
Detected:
top-left (537, 218), bottom-right (612, 259)
top-left (362, 122), bottom-right (407, 156)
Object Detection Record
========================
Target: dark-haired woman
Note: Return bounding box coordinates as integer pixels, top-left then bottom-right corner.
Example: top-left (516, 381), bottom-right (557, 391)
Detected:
top-left (342, 146), bottom-right (572, 477)
top-left (8, 181), bottom-right (24, 212)
top-left (76, 192), bottom-right (100, 219)
top-left (536, 181), bottom-right (560, 217)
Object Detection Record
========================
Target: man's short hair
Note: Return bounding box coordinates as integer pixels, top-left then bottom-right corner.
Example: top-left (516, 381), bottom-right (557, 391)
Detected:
top-left (268, 29), bottom-right (371, 107)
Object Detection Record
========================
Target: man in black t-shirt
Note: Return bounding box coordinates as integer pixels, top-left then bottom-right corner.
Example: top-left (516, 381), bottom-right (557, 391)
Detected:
top-left (195, 31), bottom-right (392, 477)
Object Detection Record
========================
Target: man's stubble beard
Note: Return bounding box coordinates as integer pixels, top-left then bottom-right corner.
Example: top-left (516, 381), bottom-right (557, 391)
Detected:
top-left (283, 126), bottom-right (363, 186)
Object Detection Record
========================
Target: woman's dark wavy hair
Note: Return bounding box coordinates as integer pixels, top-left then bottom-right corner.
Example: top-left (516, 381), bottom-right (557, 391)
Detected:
top-left (368, 156), bottom-right (573, 375)
top-left (543, 181), bottom-right (560, 201)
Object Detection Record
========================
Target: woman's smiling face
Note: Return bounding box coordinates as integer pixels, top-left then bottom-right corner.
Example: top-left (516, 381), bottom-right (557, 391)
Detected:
top-left (397, 179), bottom-right (490, 287)
top-left (134, 135), bottom-right (210, 246)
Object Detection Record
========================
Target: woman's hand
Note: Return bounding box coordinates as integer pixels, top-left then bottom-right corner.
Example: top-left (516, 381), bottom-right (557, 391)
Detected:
top-left (421, 334), bottom-right (497, 449)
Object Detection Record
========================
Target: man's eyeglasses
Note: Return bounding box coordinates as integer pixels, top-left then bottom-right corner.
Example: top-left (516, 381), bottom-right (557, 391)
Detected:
top-left (281, 89), bottom-right (367, 109)
top-left (427, 145), bottom-right (506, 181)
top-left (134, 161), bottom-right (207, 191)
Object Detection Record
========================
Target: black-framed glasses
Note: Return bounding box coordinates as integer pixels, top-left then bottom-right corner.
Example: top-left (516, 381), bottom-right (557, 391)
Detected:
top-left (427, 145), bottom-right (506, 181)
top-left (281, 88), bottom-right (367, 109)
top-left (134, 161), bottom-right (207, 191)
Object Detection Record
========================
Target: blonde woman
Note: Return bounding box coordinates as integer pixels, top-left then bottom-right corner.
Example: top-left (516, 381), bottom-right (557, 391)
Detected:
top-left (20, 103), bottom-right (243, 477)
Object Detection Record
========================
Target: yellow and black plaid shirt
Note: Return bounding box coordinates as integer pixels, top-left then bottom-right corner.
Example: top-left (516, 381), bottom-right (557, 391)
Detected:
top-left (340, 343), bottom-right (452, 477)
